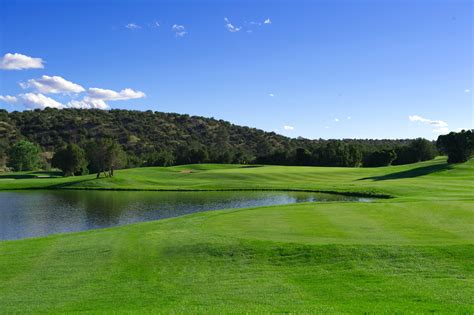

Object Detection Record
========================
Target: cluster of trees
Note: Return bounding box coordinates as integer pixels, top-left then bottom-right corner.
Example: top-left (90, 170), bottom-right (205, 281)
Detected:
top-left (256, 138), bottom-right (436, 167)
top-left (437, 130), bottom-right (474, 163)
top-left (1, 108), bottom-right (471, 175)
top-left (5, 139), bottom-right (126, 178)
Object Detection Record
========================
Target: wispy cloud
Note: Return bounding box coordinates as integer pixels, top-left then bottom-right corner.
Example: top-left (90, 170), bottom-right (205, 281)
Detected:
top-left (172, 24), bottom-right (187, 37)
top-left (408, 115), bottom-right (447, 127)
top-left (0, 53), bottom-right (44, 70)
top-left (333, 118), bottom-right (340, 122)
top-left (87, 87), bottom-right (145, 101)
top-left (125, 23), bottom-right (141, 30)
top-left (20, 75), bottom-right (85, 94)
top-left (0, 95), bottom-right (18, 104)
top-left (283, 125), bottom-right (294, 131)
top-left (264, 18), bottom-right (272, 24)
top-left (224, 18), bottom-right (242, 32)
top-left (465, 89), bottom-right (471, 93)
top-left (269, 93), bottom-right (274, 97)
top-left (409, 115), bottom-right (449, 133)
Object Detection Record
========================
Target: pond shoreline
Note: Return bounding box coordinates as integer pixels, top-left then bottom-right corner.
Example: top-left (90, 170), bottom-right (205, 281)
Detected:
top-left (0, 187), bottom-right (392, 199)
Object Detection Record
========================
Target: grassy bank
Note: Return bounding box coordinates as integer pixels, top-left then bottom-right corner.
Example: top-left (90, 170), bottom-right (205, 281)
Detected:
top-left (1, 157), bottom-right (471, 199)
top-left (0, 157), bottom-right (473, 313)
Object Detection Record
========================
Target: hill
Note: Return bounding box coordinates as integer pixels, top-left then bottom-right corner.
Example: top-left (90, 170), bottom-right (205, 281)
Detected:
top-left (1, 108), bottom-right (419, 168)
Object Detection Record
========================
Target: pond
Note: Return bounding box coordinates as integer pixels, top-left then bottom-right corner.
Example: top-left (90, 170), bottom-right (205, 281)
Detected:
top-left (0, 190), bottom-right (371, 240)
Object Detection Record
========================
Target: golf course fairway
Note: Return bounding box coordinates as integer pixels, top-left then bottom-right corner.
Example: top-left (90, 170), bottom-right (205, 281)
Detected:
top-left (0, 157), bottom-right (473, 313)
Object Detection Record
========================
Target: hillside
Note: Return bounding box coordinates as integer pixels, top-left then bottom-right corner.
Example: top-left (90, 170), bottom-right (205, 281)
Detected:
top-left (1, 108), bottom-right (416, 167)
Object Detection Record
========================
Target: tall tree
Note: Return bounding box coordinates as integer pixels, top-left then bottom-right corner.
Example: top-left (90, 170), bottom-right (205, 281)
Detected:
top-left (363, 149), bottom-right (397, 167)
top-left (437, 130), bottom-right (474, 163)
top-left (86, 139), bottom-right (126, 178)
top-left (7, 140), bottom-right (41, 171)
top-left (52, 144), bottom-right (88, 176)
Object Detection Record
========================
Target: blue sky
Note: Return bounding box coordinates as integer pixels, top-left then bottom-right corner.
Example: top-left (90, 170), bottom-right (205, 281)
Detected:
top-left (0, 0), bottom-right (472, 140)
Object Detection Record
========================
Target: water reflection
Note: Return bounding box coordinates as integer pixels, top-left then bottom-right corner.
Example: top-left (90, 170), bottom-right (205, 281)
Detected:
top-left (0, 190), bottom-right (368, 240)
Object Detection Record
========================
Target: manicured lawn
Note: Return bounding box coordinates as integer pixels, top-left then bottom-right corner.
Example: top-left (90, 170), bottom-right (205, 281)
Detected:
top-left (0, 157), bottom-right (473, 313)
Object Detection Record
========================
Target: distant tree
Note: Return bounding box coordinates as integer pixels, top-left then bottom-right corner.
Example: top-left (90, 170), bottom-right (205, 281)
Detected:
top-left (256, 150), bottom-right (291, 165)
top-left (437, 130), bottom-right (474, 163)
top-left (190, 148), bottom-right (209, 164)
top-left (346, 144), bottom-right (363, 167)
top-left (295, 148), bottom-right (312, 166)
top-left (393, 138), bottom-right (435, 165)
top-left (7, 140), bottom-right (41, 171)
top-left (363, 149), bottom-right (397, 167)
top-left (143, 150), bottom-right (175, 167)
top-left (86, 139), bottom-right (126, 177)
top-left (410, 138), bottom-right (436, 161)
top-left (52, 144), bottom-right (88, 176)
top-left (216, 150), bottom-right (234, 164)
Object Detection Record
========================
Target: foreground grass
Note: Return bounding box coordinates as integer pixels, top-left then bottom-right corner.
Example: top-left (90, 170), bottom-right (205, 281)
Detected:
top-left (0, 157), bottom-right (473, 313)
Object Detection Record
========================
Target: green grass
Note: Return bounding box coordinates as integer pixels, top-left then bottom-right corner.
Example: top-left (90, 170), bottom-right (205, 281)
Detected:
top-left (0, 157), bottom-right (473, 313)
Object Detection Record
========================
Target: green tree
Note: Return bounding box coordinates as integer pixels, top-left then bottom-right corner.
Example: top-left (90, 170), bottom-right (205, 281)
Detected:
top-left (7, 140), bottom-right (41, 171)
top-left (363, 149), bottom-right (397, 167)
top-left (437, 130), bottom-right (474, 163)
top-left (143, 150), bottom-right (175, 167)
top-left (51, 144), bottom-right (88, 176)
top-left (86, 139), bottom-right (126, 178)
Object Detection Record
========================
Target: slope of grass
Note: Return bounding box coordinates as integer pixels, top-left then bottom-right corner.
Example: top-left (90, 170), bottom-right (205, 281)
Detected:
top-left (0, 157), bottom-right (473, 313)
top-left (1, 157), bottom-right (471, 199)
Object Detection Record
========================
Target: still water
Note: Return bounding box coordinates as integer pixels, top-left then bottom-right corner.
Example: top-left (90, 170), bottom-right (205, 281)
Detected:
top-left (0, 190), bottom-right (369, 240)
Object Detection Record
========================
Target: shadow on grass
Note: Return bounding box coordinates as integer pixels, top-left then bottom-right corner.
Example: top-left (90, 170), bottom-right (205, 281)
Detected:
top-left (46, 177), bottom-right (100, 189)
top-left (0, 171), bottom-right (64, 179)
top-left (358, 163), bottom-right (452, 181)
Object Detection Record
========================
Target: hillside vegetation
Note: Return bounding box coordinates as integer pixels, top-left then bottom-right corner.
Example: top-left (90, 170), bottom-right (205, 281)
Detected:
top-left (1, 108), bottom-right (426, 169)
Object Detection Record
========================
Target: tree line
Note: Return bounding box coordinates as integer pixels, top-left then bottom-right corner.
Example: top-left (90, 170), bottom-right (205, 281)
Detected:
top-left (1, 109), bottom-right (472, 176)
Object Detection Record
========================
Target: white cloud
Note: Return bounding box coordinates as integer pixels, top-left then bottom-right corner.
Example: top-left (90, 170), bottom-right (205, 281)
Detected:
top-left (18, 93), bottom-right (64, 109)
top-left (87, 87), bottom-right (145, 101)
top-left (465, 89), bottom-right (471, 93)
top-left (264, 18), bottom-right (272, 24)
top-left (172, 24), bottom-right (187, 37)
top-left (408, 115), bottom-right (448, 127)
top-left (333, 118), bottom-right (340, 122)
top-left (68, 97), bottom-right (109, 110)
top-left (153, 21), bottom-right (160, 27)
top-left (0, 95), bottom-right (18, 104)
top-left (283, 125), bottom-right (294, 131)
top-left (409, 115), bottom-right (450, 133)
top-left (20, 75), bottom-right (85, 94)
top-left (125, 23), bottom-right (141, 30)
top-left (347, 116), bottom-right (351, 120)
top-left (269, 93), bottom-right (274, 97)
top-left (0, 53), bottom-right (44, 70)
top-left (224, 18), bottom-right (242, 32)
